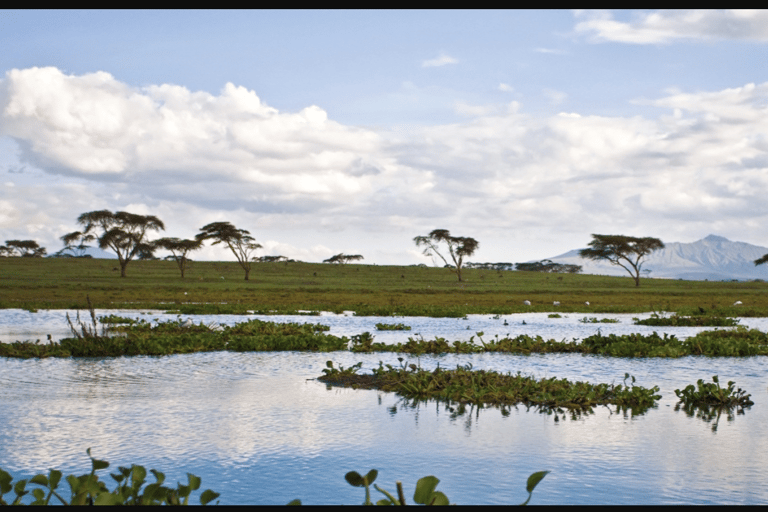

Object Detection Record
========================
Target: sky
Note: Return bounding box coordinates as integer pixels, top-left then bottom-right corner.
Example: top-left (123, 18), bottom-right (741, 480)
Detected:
top-left (1, 9), bottom-right (768, 265)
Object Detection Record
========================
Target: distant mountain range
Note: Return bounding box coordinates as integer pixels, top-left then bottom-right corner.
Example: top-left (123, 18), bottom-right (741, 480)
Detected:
top-left (546, 234), bottom-right (768, 281)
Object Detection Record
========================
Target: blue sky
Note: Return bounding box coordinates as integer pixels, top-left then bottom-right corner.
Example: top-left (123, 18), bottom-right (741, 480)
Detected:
top-left (2, 10), bottom-right (768, 264)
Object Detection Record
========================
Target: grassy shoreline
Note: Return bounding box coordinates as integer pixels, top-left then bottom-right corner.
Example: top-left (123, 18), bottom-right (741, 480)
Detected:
top-left (1, 257), bottom-right (767, 316)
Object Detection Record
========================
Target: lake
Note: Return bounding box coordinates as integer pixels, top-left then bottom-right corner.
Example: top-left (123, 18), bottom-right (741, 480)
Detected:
top-left (1, 310), bottom-right (767, 504)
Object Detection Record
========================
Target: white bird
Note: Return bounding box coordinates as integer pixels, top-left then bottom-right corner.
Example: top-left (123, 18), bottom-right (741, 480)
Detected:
top-left (523, 300), bottom-right (531, 306)
top-left (207, 321), bottom-right (223, 331)
top-left (553, 301), bottom-right (560, 306)
top-left (585, 301), bottom-right (590, 306)
top-left (181, 319), bottom-right (194, 328)
top-left (733, 301), bottom-right (743, 306)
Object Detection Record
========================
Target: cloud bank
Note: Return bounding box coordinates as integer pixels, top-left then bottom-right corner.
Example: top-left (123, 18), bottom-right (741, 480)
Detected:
top-left (1, 66), bottom-right (768, 263)
top-left (574, 9), bottom-right (768, 44)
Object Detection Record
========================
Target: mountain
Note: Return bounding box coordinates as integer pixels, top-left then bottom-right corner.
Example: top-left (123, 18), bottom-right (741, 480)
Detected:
top-left (546, 234), bottom-right (768, 281)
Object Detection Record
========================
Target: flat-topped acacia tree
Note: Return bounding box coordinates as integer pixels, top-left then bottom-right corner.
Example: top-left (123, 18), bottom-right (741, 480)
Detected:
top-left (579, 234), bottom-right (664, 287)
top-left (414, 229), bottom-right (479, 282)
top-left (196, 222), bottom-right (262, 280)
top-left (154, 238), bottom-right (204, 278)
top-left (74, 210), bottom-right (165, 277)
top-left (2, 240), bottom-right (47, 257)
top-left (323, 253), bottom-right (364, 264)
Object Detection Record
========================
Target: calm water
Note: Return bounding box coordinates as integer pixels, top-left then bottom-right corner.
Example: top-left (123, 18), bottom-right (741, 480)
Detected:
top-left (1, 310), bottom-right (767, 504)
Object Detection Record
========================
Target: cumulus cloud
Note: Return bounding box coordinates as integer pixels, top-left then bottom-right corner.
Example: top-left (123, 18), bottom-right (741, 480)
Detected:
top-left (2, 66), bottom-right (768, 264)
top-left (574, 9), bottom-right (768, 44)
top-left (421, 53), bottom-right (458, 67)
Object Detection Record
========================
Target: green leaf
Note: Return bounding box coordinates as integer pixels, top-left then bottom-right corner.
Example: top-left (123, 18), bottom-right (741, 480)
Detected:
top-left (364, 469), bottom-right (378, 485)
top-left (48, 469), bottom-right (62, 490)
top-left (345, 471), bottom-right (365, 487)
top-left (187, 473), bottom-right (201, 491)
top-left (413, 476), bottom-right (440, 504)
top-left (526, 471), bottom-right (549, 493)
top-left (0, 468), bottom-right (13, 494)
top-left (150, 468), bottom-right (165, 485)
top-left (429, 491), bottom-right (450, 506)
top-left (30, 474), bottom-right (48, 486)
top-left (200, 489), bottom-right (220, 505)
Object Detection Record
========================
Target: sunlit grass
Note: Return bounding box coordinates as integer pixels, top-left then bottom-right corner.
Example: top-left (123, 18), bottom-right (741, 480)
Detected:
top-left (1, 257), bottom-right (767, 315)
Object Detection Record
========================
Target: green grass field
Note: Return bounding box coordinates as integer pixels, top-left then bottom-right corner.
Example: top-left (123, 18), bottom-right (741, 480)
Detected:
top-left (1, 257), bottom-right (767, 316)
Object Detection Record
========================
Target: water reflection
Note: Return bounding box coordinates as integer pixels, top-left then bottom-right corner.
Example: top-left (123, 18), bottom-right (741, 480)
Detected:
top-left (1, 311), bottom-right (768, 504)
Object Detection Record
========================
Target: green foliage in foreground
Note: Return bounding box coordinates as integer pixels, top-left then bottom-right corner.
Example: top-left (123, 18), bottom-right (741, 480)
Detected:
top-left (634, 314), bottom-right (740, 327)
top-left (319, 361), bottom-right (661, 416)
top-left (0, 449), bottom-right (219, 505)
top-left (1, 453), bottom-right (547, 506)
top-left (290, 468), bottom-right (548, 506)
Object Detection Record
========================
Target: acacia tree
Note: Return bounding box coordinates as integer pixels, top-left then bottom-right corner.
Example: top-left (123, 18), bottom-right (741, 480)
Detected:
top-left (2, 240), bottom-right (46, 258)
top-left (59, 231), bottom-right (96, 257)
top-left (578, 234), bottom-right (664, 287)
top-left (196, 222), bottom-right (262, 280)
top-left (2, 240), bottom-right (46, 257)
top-left (75, 210), bottom-right (165, 277)
top-left (413, 229), bottom-right (479, 282)
top-left (154, 238), bottom-right (204, 278)
top-left (323, 253), bottom-right (364, 264)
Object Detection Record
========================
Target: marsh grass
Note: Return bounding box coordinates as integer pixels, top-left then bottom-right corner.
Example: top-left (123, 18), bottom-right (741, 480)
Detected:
top-left (2, 257), bottom-right (768, 316)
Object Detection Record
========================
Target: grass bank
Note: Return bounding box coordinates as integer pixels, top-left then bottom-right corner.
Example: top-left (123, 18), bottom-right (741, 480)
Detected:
top-left (1, 257), bottom-right (767, 316)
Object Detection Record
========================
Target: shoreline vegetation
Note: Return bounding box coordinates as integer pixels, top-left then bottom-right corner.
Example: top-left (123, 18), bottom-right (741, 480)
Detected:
top-left (1, 257), bottom-right (767, 317)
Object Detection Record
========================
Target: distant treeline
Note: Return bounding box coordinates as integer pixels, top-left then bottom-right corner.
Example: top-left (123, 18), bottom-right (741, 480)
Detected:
top-left (466, 259), bottom-right (582, 273)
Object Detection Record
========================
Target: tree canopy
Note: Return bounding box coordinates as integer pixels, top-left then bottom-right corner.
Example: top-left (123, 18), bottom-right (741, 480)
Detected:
top-left (154, 237), bottom-right (204, 278)
top-left (1, 240), bottom-right (46, 257)
top-left (323, 253), bottom-right (364, 264)
top-left (578, 234), bottom-right (664, 287)
top-left (196, 222), bottom-right (262, 280)
top-left (755, 254), bottom-right (768, 267)
top-left (74, 210), bottom-right (165, 277)
top-left (413, 229), bottom-right (479, 282)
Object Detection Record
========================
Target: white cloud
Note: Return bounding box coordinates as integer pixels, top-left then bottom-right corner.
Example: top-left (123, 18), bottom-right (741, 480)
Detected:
top-left (574, 9), bottom-right (768, 44)
top-left (421, 53), bottom-right (458, 67)
top-left (3, 66), bottom-right (768, 264)
top-left (498, 83), bottom-right (514, 93)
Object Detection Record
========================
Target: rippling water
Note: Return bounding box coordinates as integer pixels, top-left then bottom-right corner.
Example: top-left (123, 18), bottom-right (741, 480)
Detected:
top-left (1, 310), bottom-right (767, 504)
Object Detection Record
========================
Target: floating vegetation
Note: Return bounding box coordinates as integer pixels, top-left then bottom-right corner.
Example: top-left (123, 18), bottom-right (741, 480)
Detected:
top-left (0, 449), bottom-right (219, 506)
top-left (547, 313), bottom-right (562, 318)
top-left (634, 314), bottom-right (739, 327)
top-left (674, 376), bottom-right (754, 432)
top-left (374, 322), bottom-right (412, 331)
top-left (578, 317), bottom-right (620, 324)
top-left (98, 315), bottom-right (137, 325)
top-left (0, 316), bottom-right (347, 358)
top-left (319, 361), bottom-right (661, 417)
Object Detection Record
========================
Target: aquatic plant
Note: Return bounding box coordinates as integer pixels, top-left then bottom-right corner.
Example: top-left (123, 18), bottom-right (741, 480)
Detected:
top-left (634, 313), bottom-right (739, 327)
top-left (375, 322), bottom-right (412, 331)
top-left (0, 449), bottom-right (219, 505)
top-left (578, 317), bottom-right (619, 324)
top-left (319, 362), bottom-right (661, 417)
top-left (547, 313), bottom-right (562, 318)
top-left (288, 468), bottom-right (548, 506)
top-left (674, 376), bottom-right (754, 432)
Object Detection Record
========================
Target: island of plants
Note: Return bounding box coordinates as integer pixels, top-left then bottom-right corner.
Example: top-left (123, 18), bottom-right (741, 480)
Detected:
top-left (318, 360), bottom-right (661, 418)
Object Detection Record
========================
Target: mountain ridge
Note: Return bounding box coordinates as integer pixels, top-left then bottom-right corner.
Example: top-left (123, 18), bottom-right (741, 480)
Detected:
top-left (546, 234), bottom-right (768, 281)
